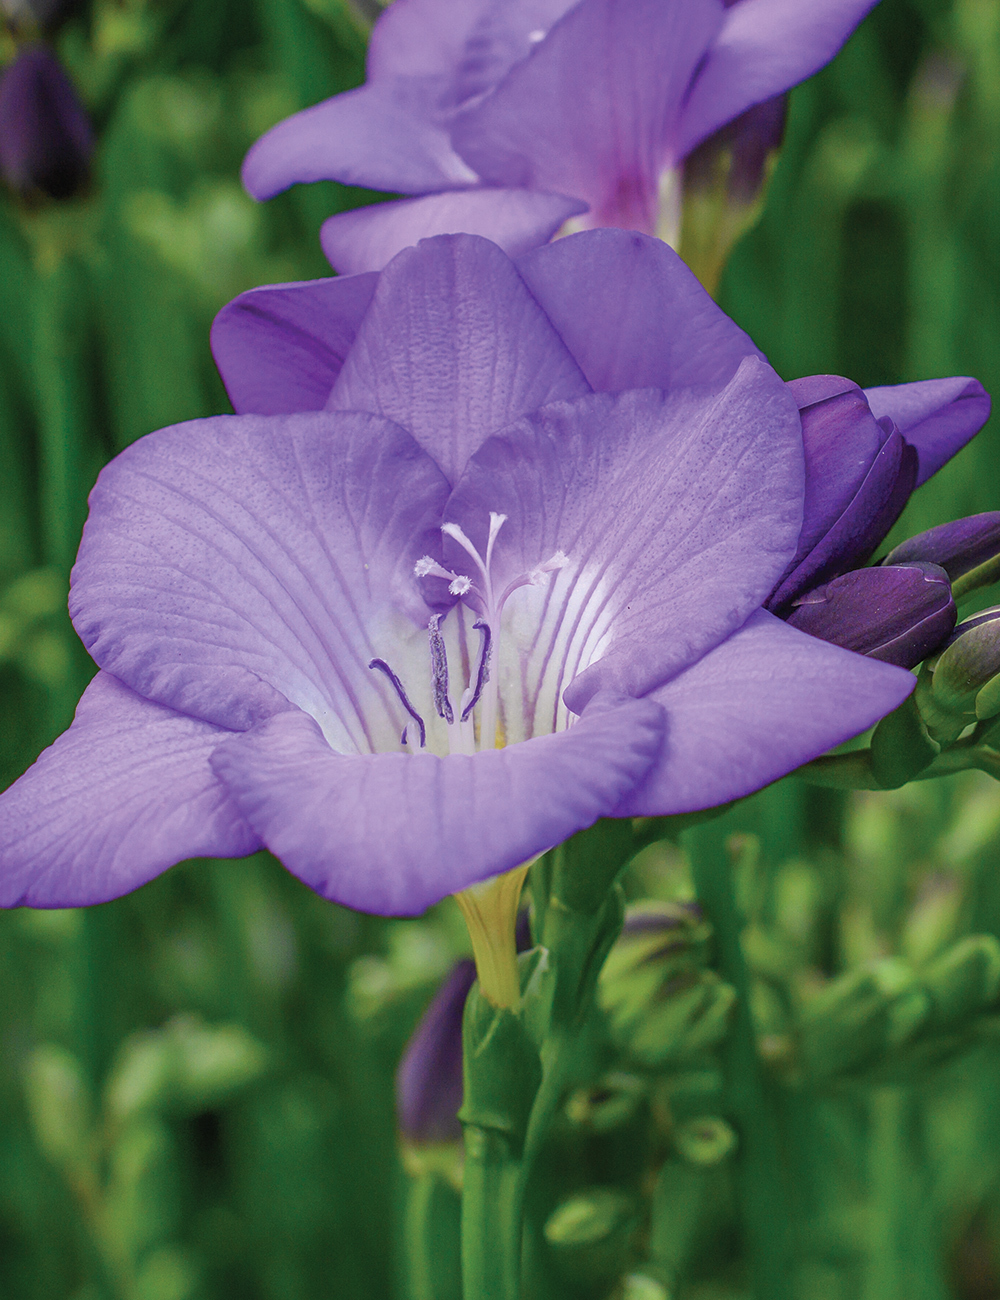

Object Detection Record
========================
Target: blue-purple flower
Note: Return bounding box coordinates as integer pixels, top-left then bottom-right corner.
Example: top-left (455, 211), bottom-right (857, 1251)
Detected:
top-left (0, 231), bottom-right (941, 916)
top-left (241, 0), bottom-right (882, 274)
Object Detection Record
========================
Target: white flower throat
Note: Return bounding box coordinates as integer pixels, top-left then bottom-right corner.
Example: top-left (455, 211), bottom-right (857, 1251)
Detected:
top-left (370, 512), bottom-right (568, 756)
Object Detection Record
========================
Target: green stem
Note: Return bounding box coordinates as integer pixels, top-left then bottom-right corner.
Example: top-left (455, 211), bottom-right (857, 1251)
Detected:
top-left (863, 1088), bottom-right (949, 1300)
top-left (403, 1171), bottom-right (462, 1300)
top-left (461, 1126), bottom-right (524, 1300)
top-left (687, 825), bottom-right (794, 1300)
top-left (864, 1087), bottom-right (908, 1300)
top-left (520, 1033), bottom-right (572, 1172)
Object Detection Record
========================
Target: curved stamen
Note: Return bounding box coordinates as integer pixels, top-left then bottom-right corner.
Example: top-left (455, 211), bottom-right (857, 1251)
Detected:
top-left (498, 551), bottom-right (570, 609)
top-left (461, 621), bottom-right (493, 722)
top-left (368, 658), bottom-right (427, 749)
top-left (485, 512), bottom-right (508, 569)
top-left (428, 615), bottom-right (455, 725)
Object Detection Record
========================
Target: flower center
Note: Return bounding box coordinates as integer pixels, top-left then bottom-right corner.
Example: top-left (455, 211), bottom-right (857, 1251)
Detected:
top-left (369, 512), bottom-right (567, 756)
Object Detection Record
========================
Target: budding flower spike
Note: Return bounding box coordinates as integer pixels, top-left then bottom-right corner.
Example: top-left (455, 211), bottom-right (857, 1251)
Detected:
top-left (0, 231), bottom-right (964, 1010)
top-left (240, 0), bottom-right (883, 275)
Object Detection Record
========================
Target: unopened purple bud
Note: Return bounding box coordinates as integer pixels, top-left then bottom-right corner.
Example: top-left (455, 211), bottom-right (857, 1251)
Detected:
top-left (617, 900), bottom-right (706, 964)
top-left (621, 901), bottom-right (702, 936)
top-left (396, 959), bottom-right (475, 1145)
top-left (884, 513), bottom-right (1000, 596)
top-left (679, 91), bottom-right (788, 295)
top-left (0, 46), bottom-right (92, 201)
top-left (768, 380), bottom-right (917, 612)
top-left (684, 94), bottom-right (788, 206)
top-left (787, 563), bottom-right (956, 669)
top-left (514, 906), bottom-right (533, 954)
top-left (396, 912), bottom-right (532, 1143)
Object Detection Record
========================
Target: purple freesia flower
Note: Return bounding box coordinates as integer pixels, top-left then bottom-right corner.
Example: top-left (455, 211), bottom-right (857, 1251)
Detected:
top-left (208, 231), bottom-right (991, 633)
top-left (0, 232), bottom-right (918, 916)
top-left (241, 0), bottom-right (882, 274)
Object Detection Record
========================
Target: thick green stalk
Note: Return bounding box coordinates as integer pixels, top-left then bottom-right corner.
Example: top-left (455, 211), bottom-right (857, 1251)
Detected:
top-left (403, 1171), bottom-right (462, 1300)
top-left (863, 1087), bottom-right (949, 1300)
top-left (461, 1126), bottom-right (524, 1300)
top-left (686, 825), bottom-right (794, 1300)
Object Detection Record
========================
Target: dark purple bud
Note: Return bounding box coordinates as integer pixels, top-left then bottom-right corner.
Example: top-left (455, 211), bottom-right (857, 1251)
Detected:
top-left (680, 92), bottom-right (788, 295)
top-left (0, 47), bottom-right (92, 201)
top-left (767, 378), bottom-right (918, 612)
top-left (618, 900), bottom-right (705, 963)
top-left (396, 959), bottom-right (475, 1145)
top-left (683, 94), bottom-right (788, 206)
top-left (514, 906), bottom-right (533, 954)
top-left (787, 563), bottom-right (956, 669)
top-left (621, 901), bottom-right (702, 936)
top-left (884, 513), bottom-right (1000, 596)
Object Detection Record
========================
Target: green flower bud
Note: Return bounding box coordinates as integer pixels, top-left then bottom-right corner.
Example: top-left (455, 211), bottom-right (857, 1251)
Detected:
top-left (23, 1044), bottom-right (91, 1171)
top-left (672, 1115), bottom-right (737, 1167)
top-left (901, 873), bottom-right (963, 966)
top-left (923, 935), bottom-right (1000, 1028)
top-left (564, 1072), bottom-right (647, 1135)
top-left (622, 973), bottom-right (737, 1069)
top-left (797, 959), bottom-right (927, 1080)
top-left (543, 1187), bottom-right (638, 1285)
top-left (599, 902), bottom-right (715, 1061)
top-left (167, 1015), bottom-right (268, 1110)
top-left (600, 899), bottom-right (735, 1065)
top-left (921, 608), bottom-right (1000, 739)
top-left (622, 1275), bottom-right (671, 1300)
top-left (104, 1032), bottom-right (175, 1125)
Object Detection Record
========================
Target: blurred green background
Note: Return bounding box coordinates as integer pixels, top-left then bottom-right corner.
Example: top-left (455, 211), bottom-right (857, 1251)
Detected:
top-left (2, 0), bottom-right (1000, 1297)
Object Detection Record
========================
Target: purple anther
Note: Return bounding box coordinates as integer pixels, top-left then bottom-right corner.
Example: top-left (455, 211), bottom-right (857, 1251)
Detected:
top-left (428, 615), bottom-right (454, 725)
top-left (368, 658), bottom-right (427, 748)
top-left (461, 620), bottom-right (493, 723)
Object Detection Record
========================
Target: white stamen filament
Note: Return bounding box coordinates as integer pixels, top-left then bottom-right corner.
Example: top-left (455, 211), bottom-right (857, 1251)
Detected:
top-left (402, 514), bottom-right (567, 758)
